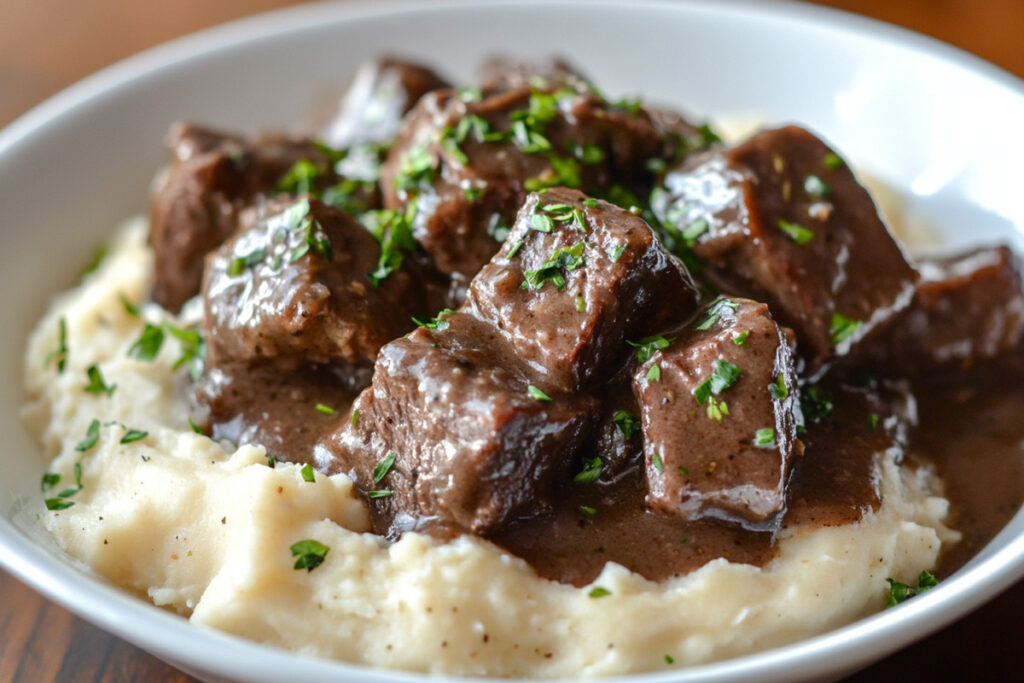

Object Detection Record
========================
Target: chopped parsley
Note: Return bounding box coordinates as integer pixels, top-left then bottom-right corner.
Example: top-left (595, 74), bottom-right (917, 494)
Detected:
top-left (372, 453), bottom-right (396, 483)
top-left (868, 413), bottom-right (879, 430)
top-left (572, 144), bottom-right (605, 164)
top-left (886, 571), bottom-right (938, 606)
top-left (368, 489), bottom-right (394, 499)
top-left (120, 429), bottom-right (148, 444)
top-left (646, 363), bottom-right (661, 382)
top-left (527, 385), bottom-right (552, 402)
top-left (693, 359), bottom-right (741, 404)
top-left (188, 417), bottom-right (203, 434)
top-left (627, 335), bottom-right (675, 364)
top-left (612, 410), bottom-right (640, 439)
top-left (529, 213), bottom-right (554, 233)
top-left (582, 198), bottom-right (600, 208)
top-left (777, 218), bottom-right (814, 245)
top-left (706, 397), bottom-right (729, 422)
top-left (412, 309), bottom-right (456, 331)
top-left (361, 205), bottom-right (417, 286)
top-left (277, 159), bottom-right (320, 196)
top-left (588, 587), bottom-right (611, 598)
top-left (804, 174), bottom-right (831, 197)
top-left (267, 454), bottom-right (277, 468)
top-left (573, 457), bottom-right (603, 484)
top-left (394, 144), bottom-right (436, 191)
top-left (46, 317), bottom-right (68, 373)
top-left (119, 294), bottom-right (140, 317)
top-left (300, 463), bottom-right (316, 483)
top-left (664, 655), bottom-right (675, 665)
top-left (830, 312), bottom-right (863, 345)
top-left (164, 322), bottom-right (205, 382)
top-left (698, 123), bottom-right (723, 146)
top-left (802, 385), bottom-right (834, 421)
top-left (44, 462), bottom-right (84, 510)
top-left (486, 213), bottom-right (510, 242)
top-left (754, 428), bottom-right (776, 448)
top-left (521, 242), bottom-right (586, 291)
top-left (732, 330), bottom-right (750, 346)
top-left (576, 295), bottom-right (586, 312)
top-left (681, 218), bottom-right (709, 245)
top-left (652, 452), bottom-right (664, 473)
top-left (127, 323), bottom-right (165, 361)
top-left (578, 505), bottom-right (597, 517)
top-left (768, 374), bottom-right (789, 400)
top-left (83, 365), bottom-right (116, 397)
top-left (607, 243), bottom-right (627, 262)
top-left (823, 152), bottom-right (844, 169)
top-left (315, 403), bottom-right (335, 415)
top-left (350, 409), bottom-right (359, 427)
top-left (75, 419), bottom-right (100, 452)
top-left (695, 297), bottom-right (739, 330)
top-left (290, 539), bottom-right (330, 572)
top-left (227, 247), bottom-right (267, 277)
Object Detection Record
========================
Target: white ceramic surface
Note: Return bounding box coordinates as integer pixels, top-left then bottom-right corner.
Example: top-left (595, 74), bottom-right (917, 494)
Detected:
top-left (2, 1), bottom-right (1023, 681)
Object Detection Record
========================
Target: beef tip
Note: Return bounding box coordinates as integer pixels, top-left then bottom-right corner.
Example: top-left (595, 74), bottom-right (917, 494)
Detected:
top-left (632, 296), bottom-right (803, 529)
top-left (335, 321), bottom-right (597, 534)
top-left (651, 126), bottom-right (918, 366)
top-left (854, 245), bottom-right (1024, 375)
top-left (318, 57), bottom-right (450, 150)
top-left (202, 197), bottom-right (439, 370)
top-left (465, 188), bottom-right (700, 392)
top-left (478, 55), bottom-right (591, 93)
top-left (379, 85), bottom-right (664, 278)
top-left (149, 123), bottom-right (339, 312)
top-left (647, 108), bottom-right (719, 167)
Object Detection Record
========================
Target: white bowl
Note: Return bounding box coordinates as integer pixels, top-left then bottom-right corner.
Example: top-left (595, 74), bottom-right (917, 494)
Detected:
top-left (2, 1), bottom-right (1023, 681)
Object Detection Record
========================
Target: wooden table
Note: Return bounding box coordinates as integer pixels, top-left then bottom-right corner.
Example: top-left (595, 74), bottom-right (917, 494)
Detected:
top-left (2, 1), bottom-right (1022, 680)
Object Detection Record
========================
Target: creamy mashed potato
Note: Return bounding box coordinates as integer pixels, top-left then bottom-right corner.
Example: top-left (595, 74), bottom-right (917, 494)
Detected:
top-left (21, 219), bottom-right (958, 676)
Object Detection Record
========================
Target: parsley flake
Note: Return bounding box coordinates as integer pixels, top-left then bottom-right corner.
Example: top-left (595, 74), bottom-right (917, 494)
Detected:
top-left (127, 323), bottom-right (165, 361)
top-left (830, 312), bottom-right (863, 345)
top-left (350, 409), bottom-right (359, 427)
top-left (120, 429), bottom-right (148, 444)
top-left (732, 330), bottom-right (750, 346)
top-left (290, 539), bottom-right (330, 572)
top-left (46, 317), bottom-right (68, 373)
top-left (646, 363), bottom-right (662, 382)
top-left (823, 152), bottom-right (844, 169)
top-left (804, 174), bottom-right (831, 197)
top-left (612, 410), bottom-right (640, 439)
top-left (574, 457), bottom-right (603, 484)
top-left (373, 452), bottom-right (396, 483)
top-left (84, 365), bottom-right (116, 397)
top-left (578, 505), bottom-right (597, 517)
top-left (119, 294), bottom-right (140, 316)
top-left (886, 571), bottom-right (938, 606)
top-left (75, 419), bottom-right (100, 452)
top-left (315, 403), bottom-right (335, 415)
top-left (300, 463), bottom-right (315, 483)
top-left (754, 428), bottom-right (776, 448)
top-left (607, 243), bottom-right (627, 262)
top-left (412, 309), bottom-right (456, 331)
top-left (695, 297), bottom-right (740, 330)
top-left (368, 489), bottom-right (394, 499)
top-left (777, 219), bottom-right (814, 245)
top-left (527, 385), bottom-right (553, 402)
top-left (627, 335), bottom-right (675, 363)
top-left (164, 322), bottom-right (205, 381)
top-left (40, 472), bottom-right (61, 493)
top-left (188, 417), bottom-right (203, 434)
top-left (694, 359), bottom-right (741, 404)
top-left (521, 242), bottom-right (585, 291)
top-left (652, 452), bottom-right (664, 473)
top-left (588, 587), bottom-right (611, 598)
top-left (769, 374), bottom-right (789, 400)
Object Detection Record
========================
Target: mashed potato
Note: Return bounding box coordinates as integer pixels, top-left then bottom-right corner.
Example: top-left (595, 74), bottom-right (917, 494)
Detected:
top-left (21, 219), bottom-right (958, 676)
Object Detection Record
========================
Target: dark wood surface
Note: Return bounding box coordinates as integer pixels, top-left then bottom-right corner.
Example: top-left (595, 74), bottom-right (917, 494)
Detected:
top-left (2, 1), bottom-right (1023, 681)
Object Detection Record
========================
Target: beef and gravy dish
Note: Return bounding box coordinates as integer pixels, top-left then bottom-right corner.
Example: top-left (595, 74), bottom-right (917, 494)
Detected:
top-left (21, 56), bottom-right (1024, 675)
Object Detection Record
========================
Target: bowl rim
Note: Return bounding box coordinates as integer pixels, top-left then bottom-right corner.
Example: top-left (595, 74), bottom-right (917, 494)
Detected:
top-left (2, 1), bottom-right (1023, 681)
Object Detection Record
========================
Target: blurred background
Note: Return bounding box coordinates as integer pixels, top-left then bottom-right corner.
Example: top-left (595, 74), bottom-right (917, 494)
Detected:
top-left (2, 0), bottom-right (1024, 126)
top-left (1, 1), bottom-right (1022, 681)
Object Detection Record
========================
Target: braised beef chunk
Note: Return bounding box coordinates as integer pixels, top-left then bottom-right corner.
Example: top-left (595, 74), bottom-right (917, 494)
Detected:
top-left (202, 197), bottom-right (437, 369)
top-left (150, 123), bottom-right (339, 311)
top-left (632, 297), bottom-right (803, 529)
top-left (319, 57), bottom-right (450, 149)
top-left (651, 126), bottom-right (918, 365)
top-left (337, 324), bottom-right (597, 534)
top-left (478, 55), bottom-right (591, 93)
top-left (466, 188), bottom-right (699, 392)
top-left (379, 85), bottom-right (664, 278)
top-left (854, 246), bottom-right (1024, 375)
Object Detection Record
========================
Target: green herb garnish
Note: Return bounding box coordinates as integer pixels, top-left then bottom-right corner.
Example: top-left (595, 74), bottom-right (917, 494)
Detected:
top-left (732, 330), bottom-right (750, 346)
top-left (573, 457), bottom-right (603, 484)
top-left (119, 294), bottom-right (140, 317)
top-left (693, 358), bottom-right (741, 404)
top-left (646, 363), bottom-right (662, 382)
top-left (372, 453), bottom-right (396, 483)
top-left (127, 323), bottom-right (165, 361)
top-left (768, 374), bottom-right (789, 400)
top-left (120, 429), bottom-right (148, 444)
top-left (804, 175), bottom-right (831, 197)
top-left (612, 410), bottom-right (640, 439)
top-left (315, 403), bottom-right (335, 415)
top-left (164, 322), bottom-right (205, 382)
top-left (368, 489), bottom-right (394, 499)
top-left (777, 219), bottom-right (814, 245)
top-left (627, 335), bottom-right (675, 364)
top-left (588, 587), bottom-right (611, 598)
top-left (300, 463), bottom-right (315, 482)
top-left (695, 297), bottom-right (739, 330)
top-left (527, 385), bottom-right (552, 402)
top-left (84, 365), bottom-right (116, 397)
top-left (75, 419), bottom-right (100, 452)
top-left (290, 539), bottom-right (330, 572)
top-left (412, 309), bottom-right (456, 331)
top-left (886, 571), bottom-right (938, 606)
top-left (830, 312), bottom-right (863, 345)
top-left (46, 317), bottom-right (68, 373)
top-left (579, 505), bottom-right (597, 517)
top-left (823, 152), bottom-right (844, 169)
top-left (754, 428), bottom-right (776, 448)
top-left (521, 242), bottom-right (585, 291)
top-left (652, 452), bottom-right (664, 473)
top-left (188, 417), bottom-right (203, 434)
